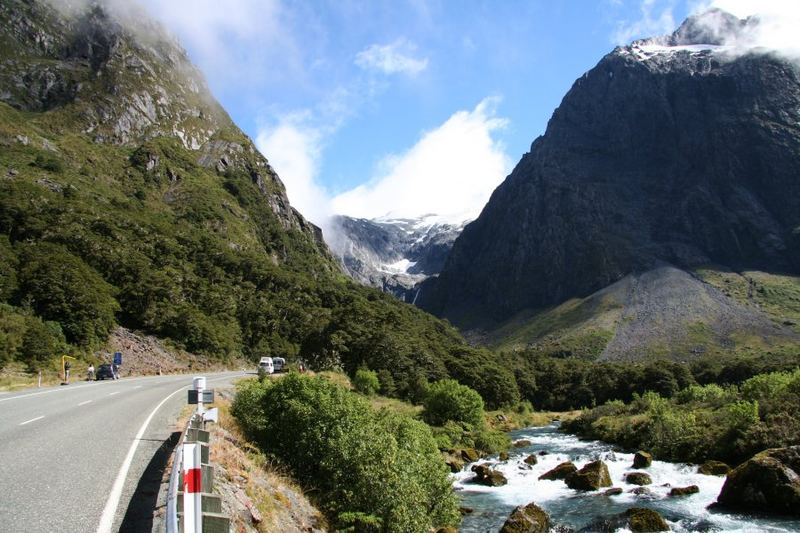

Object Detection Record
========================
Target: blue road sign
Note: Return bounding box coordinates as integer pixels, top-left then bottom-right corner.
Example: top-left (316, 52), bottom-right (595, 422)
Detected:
top-left (113, 352), bottom-right (122, 365)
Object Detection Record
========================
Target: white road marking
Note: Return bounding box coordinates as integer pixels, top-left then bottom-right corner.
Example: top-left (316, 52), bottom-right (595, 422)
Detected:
top-left (96, 384), bottom-right (187, 533)
top-left (0, 384), bottom-right (95, 403)
top-left (133, 385), bottom-right (142, 389)
top-left (108, 392), bottom-right (120, 396)
top-left (78, 400), bottom-right (92, 406)
top-left (19, 416), bottom-right (45, 426)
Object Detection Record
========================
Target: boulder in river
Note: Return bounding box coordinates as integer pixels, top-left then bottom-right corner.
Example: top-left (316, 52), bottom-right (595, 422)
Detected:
top-left (566, 460), bottom-right (612, 491)
top-left (625, 472), bottom-right (653, 486)
top-left (525, 454), bottom-right (538, 465)
top-left (471, 464), bottom-right (508, 487)
top-left (514, 439), bottom-right (533, 448)
top-left (499, 502), bottom-right (550, 533)
top-left (461, 448), bottom-right (480, 462)
top-left (539, 461), bottom-right (578, 481)
top-left (604, 487), bottom-right (623, 496)
top-left (444, 453), bottom-right (464, 473)
top-left (579, 507), bottom-right (669, 532)
top-left (715, 446), bottom-right (800, 516)
top-left (633, 451), bottom-right (652, 469)
top-left (499, 451), bottom-right (510, 461)
top-left (698, 460), bottom-right (731, 476)
top-left (670, 485), bottom-right (699, 497)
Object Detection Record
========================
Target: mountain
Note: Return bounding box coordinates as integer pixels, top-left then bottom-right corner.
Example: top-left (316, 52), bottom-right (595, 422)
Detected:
top-left (418, 9), bottom-right (800, 359)
top-left (328, 214), bottom-right (465, 301)
top-left (0, 0), bottom-right (520, 406)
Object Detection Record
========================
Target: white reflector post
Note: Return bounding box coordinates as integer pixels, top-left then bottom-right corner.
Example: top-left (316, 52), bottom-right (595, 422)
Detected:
top-left (192, 376), bottom-right (206, 415)
top-left (182, 441), bottom-right (203, 532)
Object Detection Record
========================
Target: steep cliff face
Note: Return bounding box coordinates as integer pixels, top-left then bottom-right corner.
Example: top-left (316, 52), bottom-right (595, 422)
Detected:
top-left (0, 0), bottom-right (327, 252)
top-left (419, 10), bottom-right (800, 332)
top-left (329, 215), bottom-right (464, 301)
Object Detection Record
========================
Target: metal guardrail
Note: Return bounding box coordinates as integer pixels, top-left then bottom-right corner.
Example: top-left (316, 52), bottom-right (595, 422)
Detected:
top-left (165, 377), bottom-right (226, 533)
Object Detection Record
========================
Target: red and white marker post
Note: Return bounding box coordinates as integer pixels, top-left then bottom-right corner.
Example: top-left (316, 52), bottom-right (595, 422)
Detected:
top-left (182, 440), bottom-right (203, 531)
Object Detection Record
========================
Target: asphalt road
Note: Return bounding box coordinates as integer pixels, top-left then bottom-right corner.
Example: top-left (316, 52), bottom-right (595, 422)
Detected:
top-left (0, 371), bottom-right (245, 533)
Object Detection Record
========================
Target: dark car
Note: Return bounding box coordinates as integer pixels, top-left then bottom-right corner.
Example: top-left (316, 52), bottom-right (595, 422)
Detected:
top-left (96, 364), bottom-right (116, 380)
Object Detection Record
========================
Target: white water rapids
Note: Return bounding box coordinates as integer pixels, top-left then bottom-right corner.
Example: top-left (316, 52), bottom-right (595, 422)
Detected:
top-left (453, 424), bottom-right (800, 532)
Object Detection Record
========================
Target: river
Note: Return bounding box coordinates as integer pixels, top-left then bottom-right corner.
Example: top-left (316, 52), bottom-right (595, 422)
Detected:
top-left (453, 424), bottom-right (800, 532)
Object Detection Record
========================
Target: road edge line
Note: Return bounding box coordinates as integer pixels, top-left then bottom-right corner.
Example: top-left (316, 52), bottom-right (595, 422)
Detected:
top-left (96, 384), bottom-right (186, 533)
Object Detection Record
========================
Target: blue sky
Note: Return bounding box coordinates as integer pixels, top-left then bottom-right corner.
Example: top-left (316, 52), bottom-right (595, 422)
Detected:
top-left (135, 0), bottom-right (775, 225)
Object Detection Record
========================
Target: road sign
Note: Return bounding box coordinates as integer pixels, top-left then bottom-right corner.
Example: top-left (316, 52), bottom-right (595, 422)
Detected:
top-left (113, 352), bottom-right (122, 365)
top-left (188, 389), bottom-right (215, 404)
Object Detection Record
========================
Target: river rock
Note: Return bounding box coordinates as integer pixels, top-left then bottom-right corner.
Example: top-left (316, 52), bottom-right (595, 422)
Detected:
top-left (514, 439), bottom-right (533, 448)
top-left (539, 450), bottom-right (549, 456)
top-left (499, 502), bottom-right (550, 533)
top-left (628, 487), bottom-right (656, 498)
top-left (525, 454), bottom-right (538, 465)
top-left (461, 448), bottom-right (480, 462)
top-left (500, 451), bottom-right (510, 461)
top-left (625, 472), bottom-right (653, 486)
top-left (436, 528), bottom-right (458, 533)
top-left (443, 452), bottom-right (464, 473)
top-left (566, 460), bottom-right (612, 491)
top-left (539, 461), bottom-right (578, 481)
top-left (670, 485), bottom-right (699, 497)
top-left (698, 460), bottom-right (731, 476)
top-left (579, 507), bottom-right (669, 532)
top-left (715, 446), bottom-right (800, 516)
top-left (604, 487), bottom-right (623, 496)
top-left (633, 451), bottom-right (653, 469)
top-left (471, 464), bottom-right (508, 487)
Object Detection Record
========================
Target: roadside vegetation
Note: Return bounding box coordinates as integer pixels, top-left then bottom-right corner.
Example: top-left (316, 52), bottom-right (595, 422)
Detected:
top-left (232, 373), bottom-right (460, 532)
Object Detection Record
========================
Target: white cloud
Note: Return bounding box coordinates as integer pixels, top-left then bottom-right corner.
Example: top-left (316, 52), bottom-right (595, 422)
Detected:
top-left (355, 39), bottom-right (429, 76)
top-left (699, 0), bottom-right (800, 61)
top-left (255, 115), bottom-right (332, 225)
top-left (331, 97), bottom-right (512, 223)
top-left (613, 0), bottom-right (677, 44)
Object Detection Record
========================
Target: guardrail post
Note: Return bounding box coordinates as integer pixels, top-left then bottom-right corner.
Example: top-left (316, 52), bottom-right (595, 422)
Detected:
top-left (182, 437), bottom-right (203, 532)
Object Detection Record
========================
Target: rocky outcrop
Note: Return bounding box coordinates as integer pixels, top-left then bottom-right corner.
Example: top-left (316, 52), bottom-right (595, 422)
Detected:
top-left (329, 215), bottom-right (465, 301)
top-left (565, 460), bottom-right (612, 491)
top-left (715, 446), bottom-right (800, 516)
top-left (471, 464), bottom-right (508, 487)
top-left (698, 460), bottom-right (731, 476)
top-left (539, 461), bottom-right (577, 481)
top-left (625, 472), bottom-right (653, 486)
top-left (633, 451), bottom-right (652, 469)
top-left (499, 502), bottom-right (550, 533)
top-left (418, 9), bottom-right (800, 344)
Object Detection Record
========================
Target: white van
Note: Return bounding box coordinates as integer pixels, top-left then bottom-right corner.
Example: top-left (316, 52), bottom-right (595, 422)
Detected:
top-left (258, 357), bottom-right (274, 374)
top-left (273, 357), bottom-right (286, 373)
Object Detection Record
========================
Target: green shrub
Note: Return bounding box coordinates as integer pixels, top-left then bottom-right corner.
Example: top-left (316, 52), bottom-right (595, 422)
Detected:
top-left (353, 368), bottom-right (380, 396)
top-left (422, 379), bottom-right (484, 428)
top-left (232, 374), bottom-right (459, 532)
top-left (741, 372), bottom-right (792, 403)
top-left (32, 153), bottom-right (64, 173)
top-left (377, 368), bottom-right (396, 396)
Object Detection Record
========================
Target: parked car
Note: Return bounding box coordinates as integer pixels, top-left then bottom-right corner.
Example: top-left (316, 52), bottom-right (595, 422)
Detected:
top-left (273, 357), bottom-right (286, 372)
top-left (96, 364), bottom-right (115, 380)
top-left (258, 357), bottom-right (274, 374)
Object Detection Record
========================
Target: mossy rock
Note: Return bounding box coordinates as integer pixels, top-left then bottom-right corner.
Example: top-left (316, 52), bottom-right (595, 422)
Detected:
top-left (499, 451), bottom-right (510, 461)
top-left (716, 446), bottom-right (800, 516)
top-left (513, 439), bottom-right (532, 448)
top-left (604, 487), bottom-right (623, 496)
top-left (461, 448), bottom-right (480, 463)
top-left (499, 502), bottom-right (550, 533)
top-left (524, 454), bottom-right (538, 465)
top-left (566, 460), bottom-right (612, 491)
top-left (471, 464), bottom-right (508, 487)
top-left (625, 507), bottom-right (669, 532)
top-left (444, 452), bottom-right (465, 473)
top-left (669, 485), bottom-right (699, 497)
top-left (625, 472), bottom-right (653, 486)
top-left (539, 461), bottom-right (577, 481)
top-left (436, 528), bottom-right (458, 533)
top-left (698, 460), bottom-right (730, 476)
top-left (633, 451), bottom-right (653, 469)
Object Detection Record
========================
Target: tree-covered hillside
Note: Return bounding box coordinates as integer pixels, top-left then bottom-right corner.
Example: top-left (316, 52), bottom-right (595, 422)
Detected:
top-left (0, 0), bottom-right (522, 407)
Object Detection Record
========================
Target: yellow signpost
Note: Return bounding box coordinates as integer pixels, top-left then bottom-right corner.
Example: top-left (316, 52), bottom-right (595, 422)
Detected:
top-left (61, 355), bottom-right (77, 384)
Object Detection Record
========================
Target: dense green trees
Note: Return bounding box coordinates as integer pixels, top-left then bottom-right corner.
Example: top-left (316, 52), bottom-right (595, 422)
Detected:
top-left (422, 379), bottom-right (485, 427)
top-left (232, 374), bottom-right (460, 532)
top-left (564, 369), bottom-right (800, 465)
